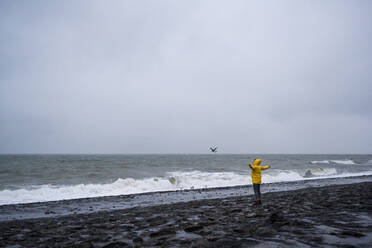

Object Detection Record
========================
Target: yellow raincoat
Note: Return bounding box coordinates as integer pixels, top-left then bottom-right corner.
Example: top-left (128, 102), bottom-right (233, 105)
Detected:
top-left (249, 159), bottom-right (270, 184)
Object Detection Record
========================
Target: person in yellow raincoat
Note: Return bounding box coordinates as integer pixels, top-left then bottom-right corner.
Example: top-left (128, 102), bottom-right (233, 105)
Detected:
top-left (249, 158), bottom-right (270, 205)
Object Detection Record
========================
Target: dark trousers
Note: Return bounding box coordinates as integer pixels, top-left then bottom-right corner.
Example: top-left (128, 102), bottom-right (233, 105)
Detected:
top-left (253, 184), bottom-right (261, 200)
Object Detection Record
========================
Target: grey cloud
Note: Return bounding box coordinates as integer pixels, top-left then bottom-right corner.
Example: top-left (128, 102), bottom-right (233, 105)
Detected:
top-left (0, 0), bottom-right (372, 153)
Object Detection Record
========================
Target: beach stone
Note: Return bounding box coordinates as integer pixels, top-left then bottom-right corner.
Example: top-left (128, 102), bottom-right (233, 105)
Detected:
top-left (29, 231), bottom-right (41, 238)
top-left (207, 236), bottom-right (220, 242)
top-left (255, 227), bottom-right (275, 237)
top-left (5, 245), bottom-right (22, 248)
top-left (339, 230), bottom-right (365, 237)
top-left (230, 208), bottom-right (241, 213)
top-left (212, 238), bottom-right (242, 248)
top-left (290, 219), bottom-right (312, 227)
top-left (291, 229), bottom-right (305, 235)
top-left (149, 228), bottom-right (176, 237)
top-left (241, 238), bottom-right (260, 246)
top-left (133, 237), bottom-right (143, 243)
top-left (89, 236), bottom-right (110, 243)
top-left (267, 211), bottom-right (284, 224)
top-left (70, 225), bottom-right (85, 231)
top-left (147, 216), bottom-right (167, 226)
top-left (192, 238), bottom-right (209, 248)
top-left (246, 212), bottom-right (256, 218)
top-left (75, 241), bottom-right (94, 248)
top-left (199, 221), bottom-right (216, 227)
top-left (334, 245), bottom-right (357, 248)
top-left (307, 236), bottom-right (323, 243)
top-left (102, 241), bottom-right (130, 248)
top-left (185, 225), bottom-right (204, 233)
top-left (233, 228), bottom-right (245, 234)
top-left (198, 229), bottom-right (212, 236)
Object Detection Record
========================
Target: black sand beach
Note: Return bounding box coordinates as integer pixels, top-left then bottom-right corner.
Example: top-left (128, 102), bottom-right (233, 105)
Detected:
top-left (1, 181), bottom-right (372, 247)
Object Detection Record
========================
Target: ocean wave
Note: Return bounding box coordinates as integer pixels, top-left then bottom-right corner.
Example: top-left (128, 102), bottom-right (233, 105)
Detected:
top-left (330, 160), bottom-right (356, 165)
top-left (303, 168), bottom-right (337, 178)
top-left (1, 170), bottom-right (372, 205)
top-left (310, 160), bottom-right (356, 165)
top-left (0, 171), bottom-right (249, 205)
top-left (310, 160), bottom-right (330, 164)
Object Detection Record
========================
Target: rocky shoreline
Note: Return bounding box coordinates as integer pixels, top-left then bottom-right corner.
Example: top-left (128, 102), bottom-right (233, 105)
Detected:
top-left (1, 182), bottom-right (372, 247)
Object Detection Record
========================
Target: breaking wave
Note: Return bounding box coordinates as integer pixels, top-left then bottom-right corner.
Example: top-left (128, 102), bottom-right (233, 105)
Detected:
top-left (330, 160), bottom-right (356, 165)
top-left (310, 159), bottom-right (356, 165)
top-left (310, 160), bottom-right (330, 164)
top-left (1, 170), bottom-right (372, 205)
top-left (303, 168), bottom-right (337, 178)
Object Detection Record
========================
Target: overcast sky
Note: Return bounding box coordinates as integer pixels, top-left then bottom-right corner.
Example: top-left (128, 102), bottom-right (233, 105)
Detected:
top-left (0, 0), bottom-right (371, 154)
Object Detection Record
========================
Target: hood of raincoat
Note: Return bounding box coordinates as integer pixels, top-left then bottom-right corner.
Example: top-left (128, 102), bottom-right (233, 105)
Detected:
top-left (253, 159), bottom-right (262, 166)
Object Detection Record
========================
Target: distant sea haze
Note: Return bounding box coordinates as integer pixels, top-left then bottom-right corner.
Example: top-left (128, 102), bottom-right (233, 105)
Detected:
top-left (0, 154), bottom-right (371, 205)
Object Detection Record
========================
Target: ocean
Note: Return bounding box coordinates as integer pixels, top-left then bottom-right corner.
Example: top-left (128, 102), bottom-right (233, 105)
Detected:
top-left (0, 154), bottom-right (371, 205)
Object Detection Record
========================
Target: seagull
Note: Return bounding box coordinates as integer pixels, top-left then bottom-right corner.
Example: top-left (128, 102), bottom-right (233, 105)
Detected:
top-left (210, 147), bottom-right (217, 153)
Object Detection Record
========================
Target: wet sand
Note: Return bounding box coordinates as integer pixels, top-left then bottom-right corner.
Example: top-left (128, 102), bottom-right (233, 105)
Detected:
top-left (1, 182), bottom-right (372, 247)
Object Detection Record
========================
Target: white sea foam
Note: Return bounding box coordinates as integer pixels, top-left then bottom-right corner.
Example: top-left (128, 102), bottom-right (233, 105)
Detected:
top-left (0, 170), bottom-right (372, 205)
top-left (303, 168), bottom-right (337, 178)
top-left (310, 167), bottom-right (337, 176)
top-left (330, 160), bottom-right (356, 165)
top-left (310, 160), bottom-right (330, 164)
top-left (311, 160), bottom-right (357, 165)
top-left (310, 171), bottom-right (372, 180)
top-left (0, 171), bottom-right (249, 205)
top-left (262, 170), bottom-right (304, 183)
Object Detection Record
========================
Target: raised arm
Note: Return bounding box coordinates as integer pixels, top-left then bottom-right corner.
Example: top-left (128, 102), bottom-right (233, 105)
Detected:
top-left (261, 165), bottom-right (270, 170)
top-left (249, 164), bottom-right (253, 170)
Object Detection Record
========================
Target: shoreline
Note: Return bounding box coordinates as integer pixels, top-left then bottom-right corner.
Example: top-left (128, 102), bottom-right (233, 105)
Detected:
top-left (1, 174), bottom-right (372, 222)
top-left (1, 181), bottom-right (372, 247)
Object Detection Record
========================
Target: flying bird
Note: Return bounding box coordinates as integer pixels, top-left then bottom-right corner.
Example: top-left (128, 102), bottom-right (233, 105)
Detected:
top-left (210, 147), bottom-right (217, 153)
